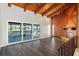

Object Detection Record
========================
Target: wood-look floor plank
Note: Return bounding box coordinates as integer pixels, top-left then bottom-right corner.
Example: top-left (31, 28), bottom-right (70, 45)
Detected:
top-left (0, 37), bottom-right (73, 56)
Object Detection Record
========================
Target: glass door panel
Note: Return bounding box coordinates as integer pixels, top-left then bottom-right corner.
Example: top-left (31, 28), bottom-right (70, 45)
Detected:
top-left (33, 24), bottom-right (40, 38)
top-left (8, 22), bottom-right (21, 43)
top-left (23, 23), bottom-right (32, 40)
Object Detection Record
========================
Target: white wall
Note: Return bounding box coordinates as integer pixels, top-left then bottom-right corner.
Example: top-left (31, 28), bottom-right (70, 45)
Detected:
top-left (0, 4), bottom-right (1, 46)
top-left (0, 3), bottom-right (51, 47)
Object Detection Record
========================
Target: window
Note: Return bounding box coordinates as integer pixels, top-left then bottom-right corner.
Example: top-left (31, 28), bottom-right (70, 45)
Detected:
top-left (52, 24), bottom-right (55, 36)
top-left (33, 24), bottom-right (40, 38)
top-left (23, 23), bottom-right (32, 40)
top-left (8, 22), bottom-right (40, 43)
top-left (8, 22), bottom-right (21, 43)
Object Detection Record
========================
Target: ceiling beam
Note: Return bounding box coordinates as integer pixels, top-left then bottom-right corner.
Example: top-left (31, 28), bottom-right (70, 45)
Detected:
top-left (24, 4), bottom-right (26, 11)
top-left (24, 3), bottom-right (38, 12)
top-left (34, 3), bottom-right (46, 14)
top-left (35, 3), bottom-right (55, 15)
top-left (11, 3), bottom-right (26, 8)
top-left (50, 5), bottom-right (70, 18)
top-left (11, 3), bottom-right (34, 11)
top-left (51, 5), bottom-right (76, 19)
top-left (42, 4), bottom-right (59, 16)
top-left (43, 3), bottom-right (65, 17)
top-left (8, 3), bottom-right (11, 7)
top-left (24, 3), bottom-right (30, 11)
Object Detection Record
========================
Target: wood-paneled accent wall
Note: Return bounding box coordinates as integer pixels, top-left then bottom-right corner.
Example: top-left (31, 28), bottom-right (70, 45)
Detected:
top-left (77, 4), bottom-right (79, 48)
top-left (51, 4), bottom-right (77, 37)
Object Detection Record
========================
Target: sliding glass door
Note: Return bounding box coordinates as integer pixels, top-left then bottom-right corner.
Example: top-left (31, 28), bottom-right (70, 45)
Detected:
top-left (33, 24), bottom-right (40, 38)
top-left (8, 22), bottom-right (21, 43)
top-left (8, 22), bottom-right (40, 43)
top-left (23, 23), bottom-right (32, 40)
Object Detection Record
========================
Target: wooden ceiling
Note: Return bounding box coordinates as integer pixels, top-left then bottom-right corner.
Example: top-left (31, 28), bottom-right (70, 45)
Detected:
top-left (8, 3), bottom-right (77, 18)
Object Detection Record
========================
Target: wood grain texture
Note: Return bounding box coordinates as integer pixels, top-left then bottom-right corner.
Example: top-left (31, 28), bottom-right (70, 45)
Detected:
top-left (0, 37), bottom-right (75, 56)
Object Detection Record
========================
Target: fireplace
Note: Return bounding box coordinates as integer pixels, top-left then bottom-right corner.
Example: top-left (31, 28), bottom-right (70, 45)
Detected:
top-left (64, 27), bottom-right (76, 39)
